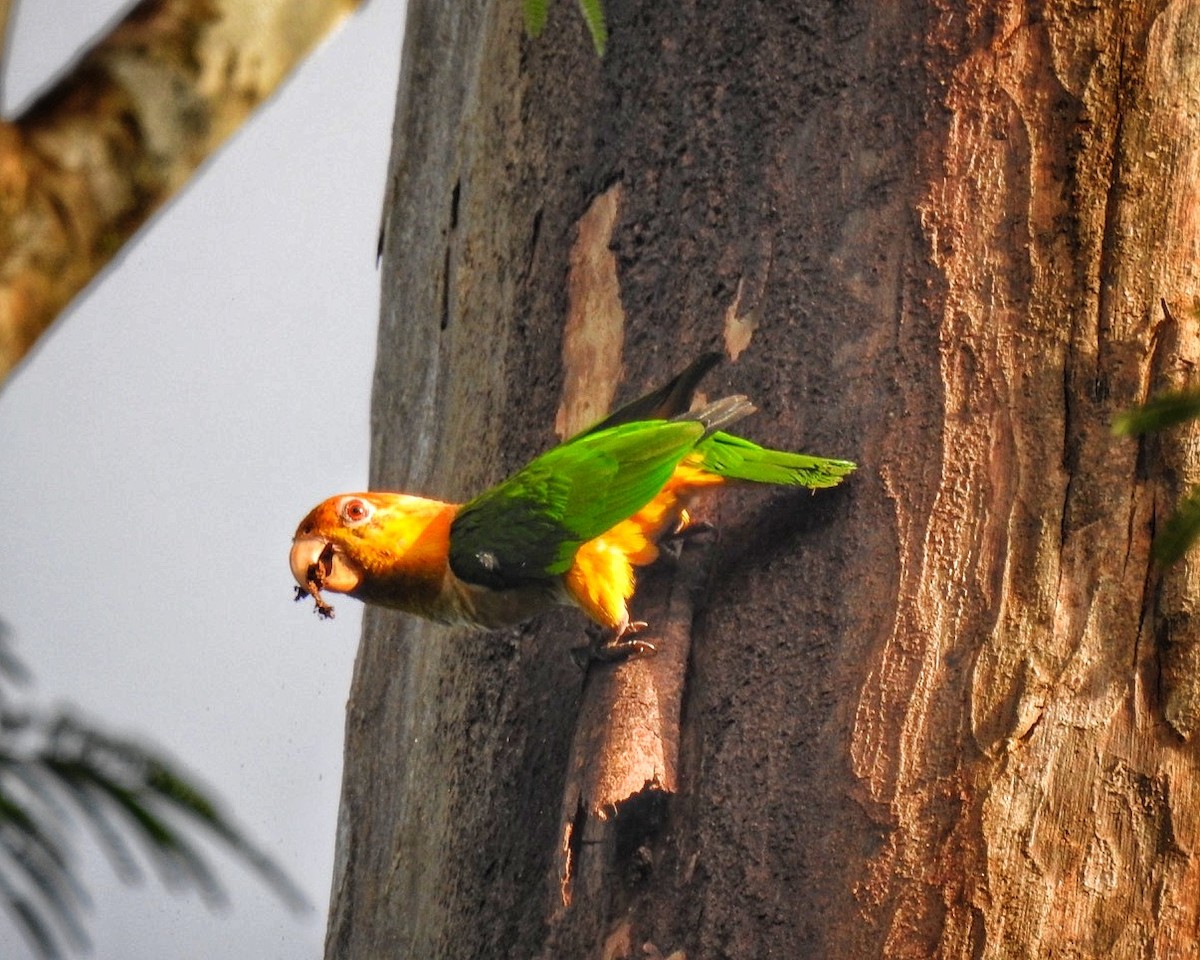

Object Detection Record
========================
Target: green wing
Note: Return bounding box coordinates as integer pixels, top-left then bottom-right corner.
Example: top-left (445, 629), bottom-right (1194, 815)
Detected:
top-left (696, 432), bottom-right (857, 488)
top-left (574, 353), bottom-right (723, 438)
top-left (449, 420), bottom-right (704, 589)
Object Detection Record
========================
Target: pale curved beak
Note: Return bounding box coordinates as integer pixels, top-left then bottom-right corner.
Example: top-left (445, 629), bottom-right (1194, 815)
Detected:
top-left (290, 536), bottom-right (363, 593)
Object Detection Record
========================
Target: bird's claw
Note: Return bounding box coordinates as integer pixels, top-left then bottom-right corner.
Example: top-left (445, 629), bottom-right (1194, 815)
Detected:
top-left (667, 517), bottom-right (715, 540)
top-left (596, 635), bottom-right (657, 661)
top-left (571, 621), bottom-right (656, 669)
top-left (659, 517), bottom-right (716, 559)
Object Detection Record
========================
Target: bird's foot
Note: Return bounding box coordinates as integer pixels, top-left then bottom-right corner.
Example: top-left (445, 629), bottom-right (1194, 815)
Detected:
top-left (571, 621), bottom-right (655, 668)
top-left (676, 518), bottom-right (710, 540)
top-left (660, 517), bottom-right (716, 560)
top-left (667, 516), bottom-right (715, 540)
top-left (597, 622), bottom-right (655, 661)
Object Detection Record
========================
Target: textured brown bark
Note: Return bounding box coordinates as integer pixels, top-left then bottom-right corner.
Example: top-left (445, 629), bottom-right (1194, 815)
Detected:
top-left (0, 0), bottom-right (358, 384)
top-left (549, 182), bottom-right (705, 921)
top-left (329, 0), bottom-right (1200, 957)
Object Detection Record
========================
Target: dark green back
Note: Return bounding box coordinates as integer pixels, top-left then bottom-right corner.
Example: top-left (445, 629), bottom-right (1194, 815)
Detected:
top-left (449, 420), bottom-right (704, 589)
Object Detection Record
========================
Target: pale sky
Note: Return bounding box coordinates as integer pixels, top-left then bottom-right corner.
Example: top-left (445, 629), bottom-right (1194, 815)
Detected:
top-left (0, 1), bottom-right (407, 956)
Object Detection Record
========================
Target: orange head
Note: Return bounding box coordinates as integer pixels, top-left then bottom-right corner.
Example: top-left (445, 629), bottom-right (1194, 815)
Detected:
top-left (290, 492), bottom-right (458, 617)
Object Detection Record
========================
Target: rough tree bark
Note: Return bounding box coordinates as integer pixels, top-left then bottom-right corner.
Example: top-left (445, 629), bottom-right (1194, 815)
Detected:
top-left (328, 0), bottom-right (1200, 956)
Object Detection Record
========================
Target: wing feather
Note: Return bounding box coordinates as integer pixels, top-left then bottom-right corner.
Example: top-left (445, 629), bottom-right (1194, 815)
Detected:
top-left (449, 421), bottom-right (704, 588)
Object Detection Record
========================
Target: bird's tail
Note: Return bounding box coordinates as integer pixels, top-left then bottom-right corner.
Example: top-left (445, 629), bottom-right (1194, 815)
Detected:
top-left (693, 430), bottom-right (857, 489)
top-left (682, 395), bottom-right (757, 438)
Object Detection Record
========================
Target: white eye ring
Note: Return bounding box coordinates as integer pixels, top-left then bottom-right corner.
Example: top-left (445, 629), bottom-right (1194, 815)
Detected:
top-left (339, 497), bottom-right (373, 526)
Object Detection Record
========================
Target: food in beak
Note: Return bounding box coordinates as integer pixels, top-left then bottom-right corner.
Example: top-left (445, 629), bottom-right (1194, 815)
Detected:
top-left (290, 538), bottom-right (338, 619)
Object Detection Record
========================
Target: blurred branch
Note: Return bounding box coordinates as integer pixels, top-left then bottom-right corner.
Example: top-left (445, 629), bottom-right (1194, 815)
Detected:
top-left (0, 0), bottom-right (362, 385)
top-left (0, 626), bottom-right (307, 959)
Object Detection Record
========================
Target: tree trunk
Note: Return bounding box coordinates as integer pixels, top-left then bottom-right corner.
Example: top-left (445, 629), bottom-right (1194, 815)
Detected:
top-left (327, 0), bottom-right (1200, 956)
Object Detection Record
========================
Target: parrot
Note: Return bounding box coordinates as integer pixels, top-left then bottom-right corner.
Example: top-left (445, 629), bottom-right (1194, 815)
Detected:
top-left (290, 354), bottom-right (855, 655)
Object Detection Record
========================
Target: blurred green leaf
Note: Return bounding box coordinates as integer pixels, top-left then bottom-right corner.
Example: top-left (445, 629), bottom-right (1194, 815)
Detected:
top-left (523, 0), bottom-right (549, 37)
top-left (521, 0), bottom-right (607, 56)
top-left (1113, 388), bottom-right (1200, 436)
top-left (577, 0), bottom-right (608, 55)
top-left (1154, 486), bottom-right (1200, 566)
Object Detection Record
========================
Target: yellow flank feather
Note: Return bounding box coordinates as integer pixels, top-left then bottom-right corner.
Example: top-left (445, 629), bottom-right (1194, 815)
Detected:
top-left (563, 461), bottom-right (726, 628)
top-left (565, 535), bottom-right (639, 629)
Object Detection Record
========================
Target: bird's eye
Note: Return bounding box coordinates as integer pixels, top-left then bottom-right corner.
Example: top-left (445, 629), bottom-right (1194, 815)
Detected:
top-left (340, 498), bottom-right (372, 525)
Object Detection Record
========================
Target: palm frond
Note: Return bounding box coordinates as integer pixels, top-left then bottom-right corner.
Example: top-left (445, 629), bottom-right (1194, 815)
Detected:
top-left (42, 756), bottom-right (225, 904)
top-left (26, 769), bottom-right (142, 884)
top-left (0, 779), bottom-right (87, 958)
top-left (0, 824), bottom-right (88, 951)
top-left (142, 760), bottom-right (307, 910)
top-left (0, 633), bottom-right (308, 958)
top-left (0, 867), bottom-right (67, 960)
top-left (41, 717), bottom-right (308, 909)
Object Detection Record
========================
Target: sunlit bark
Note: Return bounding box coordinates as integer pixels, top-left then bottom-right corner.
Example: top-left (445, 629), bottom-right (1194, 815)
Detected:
top-left (331, 1), bottom-right (1200, 956)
